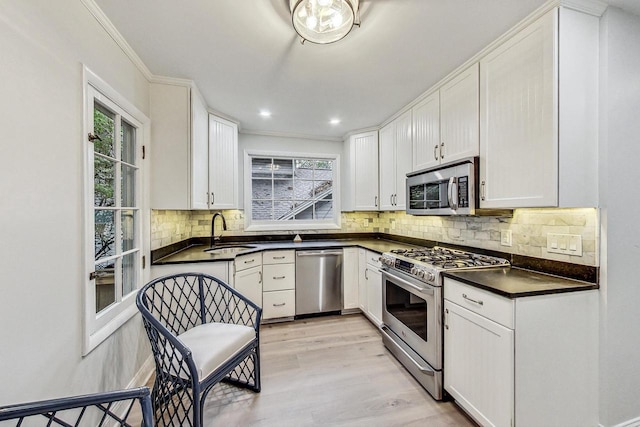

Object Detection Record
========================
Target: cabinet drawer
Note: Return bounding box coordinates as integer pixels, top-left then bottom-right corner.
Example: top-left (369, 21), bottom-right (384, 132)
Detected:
top-left (365, 250), bottom-right (382, 268)
top-left (235, 252), bottom-right (262, 272)
top-left (263, 250), bottom-right (295, 265)
top-left (263, 290), bottom-right (295, 319)
top-left (444, 278), bottom-right (514, 328)
top-left (263, 264), bottom-right (295, 291)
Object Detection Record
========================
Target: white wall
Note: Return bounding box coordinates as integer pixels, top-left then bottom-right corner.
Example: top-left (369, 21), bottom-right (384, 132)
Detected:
top-left (598, 6), bottom-right (640, 427)
top-left (0, 1), bottom-right (151, 404)
top-left (237, 133), bottom-right (344, 209)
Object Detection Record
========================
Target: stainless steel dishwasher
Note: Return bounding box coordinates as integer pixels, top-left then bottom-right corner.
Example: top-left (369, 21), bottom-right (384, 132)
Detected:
top-left (295, 249), bottom-right (343, 315)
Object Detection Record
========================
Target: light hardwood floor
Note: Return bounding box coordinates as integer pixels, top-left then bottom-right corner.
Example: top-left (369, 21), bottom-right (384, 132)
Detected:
top-left (197, 314), bottom-right (475, 426)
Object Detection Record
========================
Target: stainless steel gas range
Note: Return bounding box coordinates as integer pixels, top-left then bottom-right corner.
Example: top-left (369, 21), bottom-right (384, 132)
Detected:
top-left (379, 246), bottom-right (509, 400)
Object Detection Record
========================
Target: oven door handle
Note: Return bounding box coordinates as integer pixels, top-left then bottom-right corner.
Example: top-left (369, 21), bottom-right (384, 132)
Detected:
top-left (382, 270), bottom-right (435, 296)
top-left (381, 326), bottom-right (435, 376)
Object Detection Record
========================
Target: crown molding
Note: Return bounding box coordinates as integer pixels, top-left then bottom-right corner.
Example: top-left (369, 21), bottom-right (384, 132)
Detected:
top-left (342, 126), bottom-right (380, 141)
top-left (149, 75), bottom-right (194, 86)
top-left (240, 129), bottom-right (343, 142)
top-left (560, 0), bottom-right (608, 16)
top-left (80, 0), bottom-right (154, 81)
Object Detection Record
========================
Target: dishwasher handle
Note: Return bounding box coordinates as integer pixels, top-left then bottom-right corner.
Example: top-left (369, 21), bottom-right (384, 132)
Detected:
top-left (297, 250), bottom-right (343, 257)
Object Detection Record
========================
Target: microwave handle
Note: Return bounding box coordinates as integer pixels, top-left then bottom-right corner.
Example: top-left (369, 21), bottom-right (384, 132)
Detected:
top-left (447, 177), bottom-right (458, 210)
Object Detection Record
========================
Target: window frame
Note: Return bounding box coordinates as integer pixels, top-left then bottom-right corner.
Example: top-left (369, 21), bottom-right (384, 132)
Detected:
top-left (82, 66), bottom-right (150, 355)
top-left (244, 150), bottom-right (341, 231)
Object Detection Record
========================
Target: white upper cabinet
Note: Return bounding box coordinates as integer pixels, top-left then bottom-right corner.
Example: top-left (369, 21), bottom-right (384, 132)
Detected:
top-left (190, 89), bottom-right (210, 209)
top-left (343, 131), bottom-right (379, 211)
top-left (208, 115), bottom-right (238, 209)
top-left (479, 7), bottom-right (598, 208)
top-left (150, 83), bottom-right (239, 210)
top-left (440, 63), bottom-right (480, 164)
top-left (412, 63), bottom-right (479, 172)
top-left (412, 91), bottom-right (440, 171)
top-left (379, 110), bottom-right (412, 210)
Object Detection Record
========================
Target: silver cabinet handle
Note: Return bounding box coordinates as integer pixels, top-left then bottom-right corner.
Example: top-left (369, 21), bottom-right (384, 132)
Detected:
top-left (210, 192), bottom-right (215, 205)
top-left (273, 302), bottom-right (286, 307)
top-left (244, 259), bottom-right (256, 264)
top-left (440, 142), bottom-right (445, 159)
top-left (481, 181), bottom-right (486, 201)
top-left (365, 268), bottom-right (369, 280)
top-left (390, 194), bottom-right (393, 206)
top-left (444, 308), bottom-right (449, 330)
top-left (273, 276), bottom-right (286, 280)
top-left (434, 144), bottom-right (439, 160)
top-left (374, 196), bottom-right (378, 207)
top-left (272, 256), bottom-right (286, 260)
top-left (258, 271), bottom-right (263, 284)
top-left (462, 293), bottom-right (483, 306)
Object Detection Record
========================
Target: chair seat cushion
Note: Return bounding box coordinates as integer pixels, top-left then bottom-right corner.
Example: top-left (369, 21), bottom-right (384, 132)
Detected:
top-left (177, 323), bottom-right (256, 380)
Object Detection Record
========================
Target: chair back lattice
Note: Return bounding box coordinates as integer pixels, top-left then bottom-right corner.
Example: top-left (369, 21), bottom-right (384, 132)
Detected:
top-left (136, 273), bottom-right (261, 427)
top-left (0, 387), bottom-right (153, 427)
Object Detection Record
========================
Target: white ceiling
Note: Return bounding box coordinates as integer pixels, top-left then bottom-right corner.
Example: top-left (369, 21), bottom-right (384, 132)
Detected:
top-left (93, 0), bottom-right (620, 139)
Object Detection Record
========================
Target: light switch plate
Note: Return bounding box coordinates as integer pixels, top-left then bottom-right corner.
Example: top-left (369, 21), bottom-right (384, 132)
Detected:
top-left (500, 230), bottom-right (512, 247)
top-left (547, 233), bottom-right (583, 256)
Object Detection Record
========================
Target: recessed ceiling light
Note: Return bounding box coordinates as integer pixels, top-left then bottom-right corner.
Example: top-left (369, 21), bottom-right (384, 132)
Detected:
top-left (259, 110), bottom-right (271, 118)
top-left (330, 118), bottom-right (341, 125)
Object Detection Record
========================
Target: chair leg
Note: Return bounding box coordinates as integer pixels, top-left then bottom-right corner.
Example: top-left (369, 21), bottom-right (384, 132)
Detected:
top-left (252, 344), bottom-right (261, 393)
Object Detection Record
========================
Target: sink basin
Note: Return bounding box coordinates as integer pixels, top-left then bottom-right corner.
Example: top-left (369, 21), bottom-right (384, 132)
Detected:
top-left (203, 245), bottom-right (256, 255)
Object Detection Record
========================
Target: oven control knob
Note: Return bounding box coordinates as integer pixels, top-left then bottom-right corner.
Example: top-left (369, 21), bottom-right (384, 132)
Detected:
top-left (425, 271), bottom-right (435, 282)
top-left (416, 270), bottom-right (425, 279)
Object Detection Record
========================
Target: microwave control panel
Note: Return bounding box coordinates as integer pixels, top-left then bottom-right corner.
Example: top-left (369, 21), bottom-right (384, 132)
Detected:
top-left (457, 176), bottom-right (469, 208)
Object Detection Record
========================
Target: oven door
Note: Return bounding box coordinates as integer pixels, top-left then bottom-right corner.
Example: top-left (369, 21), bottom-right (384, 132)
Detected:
top-left (381, 269), bottom-right (442, 370)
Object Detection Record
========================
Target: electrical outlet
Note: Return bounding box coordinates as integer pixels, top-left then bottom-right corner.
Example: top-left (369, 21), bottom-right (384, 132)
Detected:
top-left (547, 233), bottom-right (583, 256)
top-left (500, 230), bottom-right (512, 247)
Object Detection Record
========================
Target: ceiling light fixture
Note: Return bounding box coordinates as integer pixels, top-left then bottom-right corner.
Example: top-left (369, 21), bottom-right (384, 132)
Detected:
top-left (289, 0), bottom-right (360, 45)
top-left (330, 118), bottom-right (341, 125)
top-left (259, 110), bottom-right (271, 117)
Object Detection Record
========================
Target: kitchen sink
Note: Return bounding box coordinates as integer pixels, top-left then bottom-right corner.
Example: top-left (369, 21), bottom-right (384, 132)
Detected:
top-left (203, 245), bottom-right (256, 255)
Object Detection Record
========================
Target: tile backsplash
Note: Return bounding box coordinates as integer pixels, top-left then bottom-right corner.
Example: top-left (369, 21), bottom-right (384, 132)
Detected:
top-left (151, 208), bottom-right (599, 266)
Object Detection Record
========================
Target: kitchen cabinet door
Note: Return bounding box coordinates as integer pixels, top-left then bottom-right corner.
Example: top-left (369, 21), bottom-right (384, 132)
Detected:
top-left (378, 123), bottom-right (396, 211)
top-left (358, 249), bottom-right (367, 312)
top-left (342, 247), bottom-right (359, 310)
top-left (190, 88), bottom-right (210, 209)
top-left (479, 9), bottom-right (558, 208)
top-left (208, 115), bottom-right (238, 209)
top-left (444, 300), bottom-right (514, 427)
top-left (412, 91), bottom-right (440, 171)
top-left (440, 63), bottom-right (479, 164)
top-left (394, 110), bottom-right (412, 210)
top-left (349, 131), bottom-right (379, 211)
top-left (234, 265), bottom-right (263, 307)
top-left (366, 266), bottom-right (382, 327)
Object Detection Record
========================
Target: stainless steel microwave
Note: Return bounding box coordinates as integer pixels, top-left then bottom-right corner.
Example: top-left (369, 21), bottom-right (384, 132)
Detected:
top-left (406, 158), bottom-right (478, 216)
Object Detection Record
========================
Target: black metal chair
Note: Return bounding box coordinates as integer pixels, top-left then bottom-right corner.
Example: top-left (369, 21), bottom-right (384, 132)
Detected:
top-left (136, 273), bottom-right (261, 427)
top-left (0, 386), bottom-right (153, 426)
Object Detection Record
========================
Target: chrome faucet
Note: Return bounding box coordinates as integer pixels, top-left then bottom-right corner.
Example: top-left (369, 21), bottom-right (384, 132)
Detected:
top-left (210, 212), bottom-right (227, 248)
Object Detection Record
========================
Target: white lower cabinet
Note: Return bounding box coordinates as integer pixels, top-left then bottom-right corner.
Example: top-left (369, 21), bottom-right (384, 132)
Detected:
top-left (444, 278), bottom-right (598, 427)
top-left (444, 299), bottom-right (514, 427)
top-left (234, 252), bottom-right (263, 308)
top-left (262, 250), bottom-right (295, 320)
top-left (342, 247), bottom-right (359, 310)
top-left (150, 261), bottom-right (230, 283)
top-left (358, 249), bottom-right (383, 327)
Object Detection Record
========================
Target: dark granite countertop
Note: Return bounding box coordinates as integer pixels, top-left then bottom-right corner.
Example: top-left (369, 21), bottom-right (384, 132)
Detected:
top-left (153, 238), bottom-right (419, 265)
top-left (443, 267), bottom-right (598, 299)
